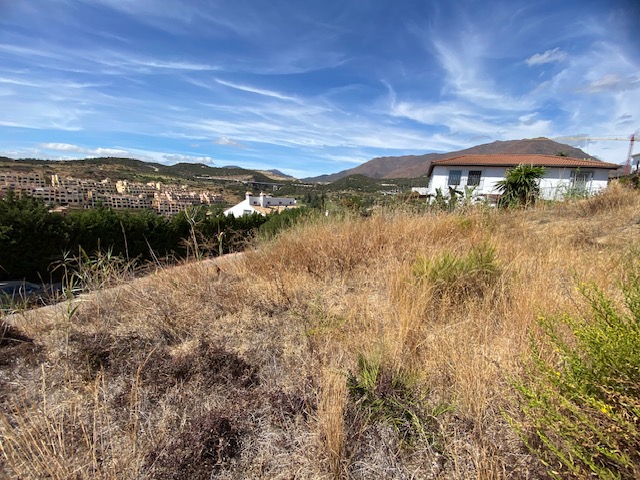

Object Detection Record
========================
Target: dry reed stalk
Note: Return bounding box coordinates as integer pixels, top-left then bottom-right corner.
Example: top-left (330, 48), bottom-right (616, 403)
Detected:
top-left (318, 368), bottom-right (347, 478)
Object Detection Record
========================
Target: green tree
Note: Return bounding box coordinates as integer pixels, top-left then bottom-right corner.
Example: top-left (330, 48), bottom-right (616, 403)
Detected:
top-left (0, 192), bottom-right (69, 281)
top-left (496, 164), bottom-right (545, 207)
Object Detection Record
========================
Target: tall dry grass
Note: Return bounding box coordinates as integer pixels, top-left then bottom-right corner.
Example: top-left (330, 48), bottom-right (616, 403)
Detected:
top-left (1, 183), bottom-right (639, 478)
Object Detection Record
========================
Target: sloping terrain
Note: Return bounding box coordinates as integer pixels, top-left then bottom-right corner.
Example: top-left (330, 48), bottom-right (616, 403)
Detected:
top-left (2, 184), bottom-right (639, 479)
top-left (308, 138), bottom-right (595, 182)
top-left (0, 157), bottom-right (287, 184)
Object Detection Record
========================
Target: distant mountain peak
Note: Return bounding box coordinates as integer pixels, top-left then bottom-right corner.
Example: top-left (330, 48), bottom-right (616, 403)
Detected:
top-left (305, 137), bottom-right (596, 182)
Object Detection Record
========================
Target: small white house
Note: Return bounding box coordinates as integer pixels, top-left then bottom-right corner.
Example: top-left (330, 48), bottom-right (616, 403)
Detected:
top-left (224, 192), bottom-right (297, 218)
top-left (423, 154), bottom-right (618, 201)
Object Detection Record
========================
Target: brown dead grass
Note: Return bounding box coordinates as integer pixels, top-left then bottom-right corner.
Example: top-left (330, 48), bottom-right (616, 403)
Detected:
top-left (1, 183), bottom-right (639, 479)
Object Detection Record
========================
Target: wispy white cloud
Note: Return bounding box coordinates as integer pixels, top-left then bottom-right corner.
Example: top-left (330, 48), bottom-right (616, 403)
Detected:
top-left (553, 134), bottom-right (590, 149)
top-left (585, 73), bottom-right (640, 93)
top-left (40, 143), bottom-right (84, 152)
top-left (0, 76), bottom-right (106, 89)
top-left (1, 0), bottom-right (638, 175)
top-left (215, 137), bottom-right (246, 149)
top-left (428, 32), bottom-right (534, 112)
top-left (40, 143), bottom-right (132, 156)
top-left (526, 47), bottom-right (568, 66)
top-left (214, 78), bottom-right (298, 102)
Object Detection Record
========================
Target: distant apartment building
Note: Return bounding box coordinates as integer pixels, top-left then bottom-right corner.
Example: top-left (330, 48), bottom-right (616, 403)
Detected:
top-left (199, 191), bottom-right (224, 204)
top-left (29, 186), bottom-right (84, 207)
top-left (0, 171), bottom-right (47, 189)
top-left (0, 172), bottom-right (48, 199)
top-left (152, 191), bottom-right (200, 215)
top-left (2, 170), bottom-right (224, 215)
top-left (153, 192), bottom-right (195, 216)
top-left (116, 180), bottom-right (159, 195)
top-left (29, 186), bottom-right (58, 205)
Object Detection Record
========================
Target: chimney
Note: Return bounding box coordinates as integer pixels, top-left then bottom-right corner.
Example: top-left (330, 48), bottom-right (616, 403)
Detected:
top-left (246, 191), bottom-right (253, 202)
top-left (259, 191), bottom-right (266, 207)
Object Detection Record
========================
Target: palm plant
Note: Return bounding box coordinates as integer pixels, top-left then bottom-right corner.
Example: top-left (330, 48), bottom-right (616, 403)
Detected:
top-left (496, 164), bottom-right (545, 207)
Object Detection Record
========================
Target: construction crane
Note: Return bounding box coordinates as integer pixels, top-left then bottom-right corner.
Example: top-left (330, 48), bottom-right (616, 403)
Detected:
top-left (626, 132), bottom-right (636, 174)
top-left (554, 130), bottom-right (639, 174)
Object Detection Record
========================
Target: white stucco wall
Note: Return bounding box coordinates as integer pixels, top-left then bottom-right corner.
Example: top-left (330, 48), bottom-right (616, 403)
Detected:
top-left (428, 166), bottom-right (508, 197)
top-left (223, 193), bottom-right (297, 218)
top-left (245, 193), bottom-right (296, 208)
top-left (427, 165), bottom-right (611, 200)
top-left (223, 199), bottom-right (258, 218)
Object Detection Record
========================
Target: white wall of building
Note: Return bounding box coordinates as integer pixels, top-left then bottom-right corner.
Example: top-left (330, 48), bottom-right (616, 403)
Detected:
top-left (245, 192), bottom-right (296, 208)
top-left (223, 201), bottom-right (260, 218)
top-left (427, 165), bottom-right (611, 200)
top-left (224, 192), bottom-right (297, 218)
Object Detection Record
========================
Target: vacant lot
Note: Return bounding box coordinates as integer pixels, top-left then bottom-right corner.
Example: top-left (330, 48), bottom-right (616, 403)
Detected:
top-left (2, 183), bottom-right (639, 479)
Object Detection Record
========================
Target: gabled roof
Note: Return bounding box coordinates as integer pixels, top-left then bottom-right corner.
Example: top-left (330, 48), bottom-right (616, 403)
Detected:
top-left (427, 154), bottom-right (618, 176)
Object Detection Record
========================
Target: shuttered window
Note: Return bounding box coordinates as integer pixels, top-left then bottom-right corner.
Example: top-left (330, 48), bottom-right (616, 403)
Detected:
top-left (448, 170), bottom-right (462, 186)
top-left (467, 170), bottom-right (482, 186)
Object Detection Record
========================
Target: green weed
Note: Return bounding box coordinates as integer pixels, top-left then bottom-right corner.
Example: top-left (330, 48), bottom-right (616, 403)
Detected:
top-left (411, 242), bottom-right (500, 301)
top-left (347, 353), bottom-right (446, 445)
top-left (512, 266), bottom-right (640, 479)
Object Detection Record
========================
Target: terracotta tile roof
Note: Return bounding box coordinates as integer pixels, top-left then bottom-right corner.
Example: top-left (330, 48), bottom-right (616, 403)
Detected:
top-left (427, 154), bottom-right (618, 176)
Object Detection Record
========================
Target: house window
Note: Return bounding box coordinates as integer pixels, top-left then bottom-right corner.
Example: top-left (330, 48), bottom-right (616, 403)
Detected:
top-left (448, 170), bottom-right (462, 186)
top-left (571, 170), bottom-right (593, 192)
top-left (467, 170), bottom-right (482, 187)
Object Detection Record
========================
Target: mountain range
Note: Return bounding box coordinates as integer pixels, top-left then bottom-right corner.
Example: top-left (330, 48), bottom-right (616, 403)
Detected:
top-left (1, 138), bottom-right (608, 186)
top-left (0, 156), bottom-right (293, 184)
top-left (306, 138), bottom-right (598, 182)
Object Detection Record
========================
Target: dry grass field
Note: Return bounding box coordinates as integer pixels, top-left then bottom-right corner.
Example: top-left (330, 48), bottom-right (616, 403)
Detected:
top-left (1, 183), bottom-right (639, 479)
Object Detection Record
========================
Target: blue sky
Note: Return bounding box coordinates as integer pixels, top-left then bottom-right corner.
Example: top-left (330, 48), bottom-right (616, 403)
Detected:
top-left (0, 0), bottom-right (638, 177)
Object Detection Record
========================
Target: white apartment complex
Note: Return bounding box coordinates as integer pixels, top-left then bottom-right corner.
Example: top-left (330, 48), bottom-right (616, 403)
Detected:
top-left (0, 171), bottom-right (223, 215)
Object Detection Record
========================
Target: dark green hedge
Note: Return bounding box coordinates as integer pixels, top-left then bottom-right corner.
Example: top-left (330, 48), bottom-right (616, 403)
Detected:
top-left (0, 192), bottom-right (272, 282)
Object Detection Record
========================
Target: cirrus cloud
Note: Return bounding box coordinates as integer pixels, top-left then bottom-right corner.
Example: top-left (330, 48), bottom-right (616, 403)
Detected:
top-left (526, 47), bottom-right (568, 66)
top-left (585, 73), bottom-right (640, 93)
top-left (40, 143), bottom-right (132, 156)
top-left (215, 136), bottom-right (246, 149)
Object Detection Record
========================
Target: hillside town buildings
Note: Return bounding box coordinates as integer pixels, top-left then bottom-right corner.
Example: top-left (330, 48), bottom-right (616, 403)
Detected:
top-left (0, 171), bottom-right (223, 215)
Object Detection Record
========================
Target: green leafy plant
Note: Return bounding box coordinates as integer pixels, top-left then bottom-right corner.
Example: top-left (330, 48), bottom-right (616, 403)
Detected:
top-left (512, 268), bottom-right (640, 479)
top-left (52, 247), bottom-right (136, 294)
top-left (347, 354), bottom-right (444, 443)
top-left (431, 186), bottom-right (466, 212)
top-left (433, 187), bottom-right (448, 210)
top-left (496, 164), bottom-right (545, 207)
top-left (462, 185), bottom-right (476, 207)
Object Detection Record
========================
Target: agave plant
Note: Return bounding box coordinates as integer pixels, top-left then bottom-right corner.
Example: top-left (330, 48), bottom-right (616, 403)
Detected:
top-left (496, 164), bottom-right (545, 207)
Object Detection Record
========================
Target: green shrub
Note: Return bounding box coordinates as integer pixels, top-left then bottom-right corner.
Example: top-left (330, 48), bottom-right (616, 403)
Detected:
top-left (258, 207), bottom-right (309, 239)
top-left (512, 270), bottom-right (640, 479)
top-left (411, 242), bottom-right (500, 301)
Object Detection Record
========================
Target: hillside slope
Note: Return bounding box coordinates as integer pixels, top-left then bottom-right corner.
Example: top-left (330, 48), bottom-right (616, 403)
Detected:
top-left (2, 184), bottom-right (639, 479)
top-left (308, 138), bottom-right (594, 182)
top-left (0, 157), bottom-right (288, 183)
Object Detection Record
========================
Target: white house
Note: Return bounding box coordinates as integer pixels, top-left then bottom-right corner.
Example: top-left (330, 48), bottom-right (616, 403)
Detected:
top-left (422, 154), bottom-right (618, 201)
top-left (224, 192), bottom-right (297, 218)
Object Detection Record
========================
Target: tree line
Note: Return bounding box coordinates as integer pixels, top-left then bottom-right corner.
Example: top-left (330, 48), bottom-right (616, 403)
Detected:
top-left (0, 191), bottom-right (303, 282)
